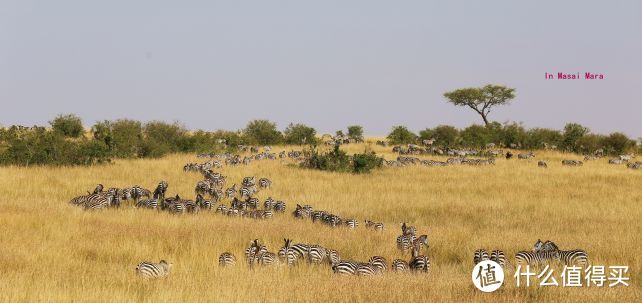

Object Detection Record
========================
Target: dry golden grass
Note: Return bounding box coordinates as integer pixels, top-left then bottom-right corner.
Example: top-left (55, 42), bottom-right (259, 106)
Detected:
top-left (0, 143), bottom-right (640, 302)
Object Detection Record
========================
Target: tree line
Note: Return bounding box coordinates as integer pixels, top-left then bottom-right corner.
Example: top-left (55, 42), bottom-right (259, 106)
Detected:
top-left (0, 114), bottom-right (638, 166)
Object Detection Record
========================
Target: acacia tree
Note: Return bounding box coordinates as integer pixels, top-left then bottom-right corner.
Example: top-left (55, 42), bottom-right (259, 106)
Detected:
top-left (443, 84), bottom-right (516, 126)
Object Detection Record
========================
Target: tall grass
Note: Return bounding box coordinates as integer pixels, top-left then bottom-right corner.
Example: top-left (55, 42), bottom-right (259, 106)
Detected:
top-left (0, 144), bottom-right (639, 302)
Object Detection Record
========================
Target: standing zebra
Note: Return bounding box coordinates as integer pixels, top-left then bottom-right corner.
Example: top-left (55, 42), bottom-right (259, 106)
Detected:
top-left (153, 181), bottom-right (168, 200)
top-left (396, 234), bottom-right (415, 255)
top-left (356, 263), bottom-right (379, 276)
top-left (364, 220), bottom-right (384, 231)
top-left (218, 252), bottom-right (236, 267)
top-left (225, 184), bottom-right (237, 199)
top-left (135, 260), bottom-right (172, 278)
top-left (278, 239), bottom-right (301, 266)
top-left (409, 246), bottom-right (430, 273)
top-left (83, 189), bottom-right (120, 210)
top-left (392, 259), bottom-right (409, 272)
top-left (368, 256), bottom-right (388, 273)
top-left (92, 184), bottom-right (104, 194)
top-left (258, 178), bottom-right (272, 189)
top-left (557, 249), bottom-right (589, 266)
top-left (307, 245), bottom-right (328, 265)
top-left (490, 250), bottom-right (507, 267)
top-left (332, 261), bottom-right (359, 276)
top-left (130, 185), bottom-right (151, 202)
top-left (474, 249), bottom-right (490, 264)
top-left (344, 219), bottom-right (358, 229)
top-left (515, 250), bottom-right (560, 266)
top-left (136, 198), bottom-right (159, 209)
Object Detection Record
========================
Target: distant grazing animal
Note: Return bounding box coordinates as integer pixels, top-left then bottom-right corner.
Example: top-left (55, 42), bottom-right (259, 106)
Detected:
top-left (135, 260), bottom-right (172, 278)
top-left (537, 160), bottom-right (547, 168)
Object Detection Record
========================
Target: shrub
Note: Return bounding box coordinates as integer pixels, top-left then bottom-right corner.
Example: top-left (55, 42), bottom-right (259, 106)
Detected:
top-left (419, 125), bottom-right (459, 146)
top-left (243, 120), bottom-right (283, 145)
top-left (525, 128), bottom-right (563, 149)
top-left (562, 123), bottom-right (589, 152)
top-left (283, 123), bottom-right (318, 145)
top-left (50, 114), bottom-right (84, 138)
top-left (387, 126), bottom-right (417, 144)
top-left (347, 125), bottom-right (364, 142)
top-left (352, 151), bottom-right (383, 173)
top-left (601, 132), bottom-right (635, 155)
top-left (499, 122), bottom-right (527, 148)
top-left (301, 145), bottom-right (383, 174)
top-left (460, 124), bottom-right (492, 147)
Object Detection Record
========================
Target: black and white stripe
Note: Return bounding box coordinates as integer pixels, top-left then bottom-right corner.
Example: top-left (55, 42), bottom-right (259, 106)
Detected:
top-left (218, 252), bottom-right (236, 267)
top-left (135, 260), bottom-right (172, 278)
top-left (474, 249), bottom-right (490, 264)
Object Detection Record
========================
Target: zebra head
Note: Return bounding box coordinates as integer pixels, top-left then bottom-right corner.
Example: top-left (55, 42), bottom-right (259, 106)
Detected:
top-left (533, 239), bottom-right (544, 252)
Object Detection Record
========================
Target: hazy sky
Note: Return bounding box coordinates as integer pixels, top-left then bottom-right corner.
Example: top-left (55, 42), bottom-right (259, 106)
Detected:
top-left (1, 1), bottom-right (641, 137)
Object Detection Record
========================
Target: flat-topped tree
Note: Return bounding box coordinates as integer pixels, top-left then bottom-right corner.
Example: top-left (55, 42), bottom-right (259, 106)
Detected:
top-left (443, 84), bottom-right (516, 126)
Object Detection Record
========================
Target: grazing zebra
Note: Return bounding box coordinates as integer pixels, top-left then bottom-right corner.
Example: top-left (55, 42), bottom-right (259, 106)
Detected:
top-left (278, 239), bottom-right (301, 266)
top-left (92, 184), bottom-right (104, 194)
top-left (364, 220), bottom-right (384, 231)
top-left (242, 176), bottom-right (256, 187)
top-left (562, 159), bottom-right (583, 166)
top-left (293, 204), bottom-right (312, 219)
top-left (490, 250), bottom-right (506, 267)
top-left (409, 246), bottom-right (430, 273)
top-left (254, 251), bottom-right (278, 266)
top-left (153, 181), bottom-right (168, 200)
top-left (368, 256), bottom-right (387, 273)
top-left (215, 204), bottom-right (228, 214)
top-left (558, 249), bottom-right (589, 266)
top-left (258, 178), bottom-right (272, 189)
top-left (327, 249), bottom-right (340, 266)
top-left (474, 249), bottom-right (490, 264)
top-left (136, 198), bottom-right (159, 209)
top-left (264, 197), bottom-right (275, 209)
top-left (356, 263), bottom-right (379, 276)
top-left (307, 245), bottom-right (328, 265)
top-left (397, 234), bottom-right (415, 255)
top-left (196, 194), bottom-right (214, 210)
top-left (130, 185), bottom-right (151, 202)
top-left (609, 158), bottom-right (624, 165)
top-left (344, 219), bottom-right (358, 229)
top-left (392, 259), bottom-right (409, 272)
top-left (538, 160), bottom-right (547, 168)
top-left (239, 186), bottom-right (257, 198)
top-left (135, 260), bottom-right (172, 278)
top-left (518, 152), bottom-right (535, 159)
top-left (273, 201), bottom-right (286, 212)
top-left (515, 250), bottom-right (559, 266)
top-left (245, 197), bottom-right (259, 209)
top-left (218, 252), bottom-right (236, 267)
top-left (184, 200), bottom-right (200, 213)
top-left (332, 261), bottom-right (359, 276)
top-left (83, 190), bottom-right (120, 210)
top-left (225, 184), bottom-right (237, 199)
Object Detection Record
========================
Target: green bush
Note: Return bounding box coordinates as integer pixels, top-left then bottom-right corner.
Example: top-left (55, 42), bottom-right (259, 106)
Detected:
top-left (387, 126), bottom-right (417, 144)
top-left (50, 114), bottom-right (84, 138)
top-left (524, 128), bottom-right (563, 149)
top-left (347, 125), bottom-right (364, 142)
top-left (419, 125), bottom-right (459, 146)
top-left (301, 145), bottom-right (383, 174)
top-left (283, 123), bottom-right (318, 145)
top-left (562, 123), bottom-right (589, 152)
top-left (601, 132), bottom-right (636, 154)
top-left (460, 124), bottom-right (492, 147)
top-left (243, 120), bottom-right (283, 145)
top-left (352, 151), bottom-right (383, 173)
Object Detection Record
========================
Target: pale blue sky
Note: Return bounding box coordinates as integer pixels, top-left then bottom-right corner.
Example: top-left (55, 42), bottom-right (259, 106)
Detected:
top-left (1, 1), bottom-right (641, 137)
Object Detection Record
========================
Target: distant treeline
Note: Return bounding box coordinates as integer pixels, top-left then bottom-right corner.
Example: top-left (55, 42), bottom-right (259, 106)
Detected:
top-left (0, 114), bottom-right (639, 166)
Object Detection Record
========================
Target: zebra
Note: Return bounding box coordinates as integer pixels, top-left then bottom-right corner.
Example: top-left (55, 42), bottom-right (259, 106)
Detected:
top-left (533, 239), bottom-right (559, 252)
top-left (136, 198), bottom-right (159, 209)
top-left (215, 204), bottom-right (228, 214)
top-left (264, 197), bottom-right (275, 209)
top-left (490, 250), bottom-right (506, 267)
top-left (409, 246), bottom-right (430, 273)
top-left (153, 181), bottom-right (168, 200)
top-left (278, 239), bottom-right (301, 266)
top-left (225, 184), bottom-right (237, 199)
top-left (208, 188), bottom-right (224, 202)
top-left (401, 223), bottom-right (416, 236)
top-left (273, 201), bottom-right (286, 212)
top-left (538, 160), bottom-right (547, 168)
top-left (412, 235), bottom-right (429, 252)
top-left (518, 152), bottom-right (535, 159)
top-left (368, 256), bottom-right (387, 273)
top-left (327, 249), bottom-right (340, 266)
top-left (219, 252), bottom-right (236, 267)
top-left (195, 180), bottom-right (211, 196)
top-left (474, 249), bottom-right (490, 264)
top-left (258, 178), bottom-right (272, 189)
top-left (515, 250), bottom-right (560, 266)
top-left (130, 185), bottom-right (151, 202)
top-left (242, 176), bottom-right (256, 187)
top-left (307, 245), bottom-right (328, 265)
top-left (344, 219), bottom-right (358, 229)
top-left (135, 260), bottom-right (172, 278)
top-left (609, 158), bottom-right (624, 165)
top-left (392, 259), bottom-right (409, 272)
top-left (245, 197), bottom-right (259, 209)
top-left (562, 159), bottom-right (583, 166)
top-left (397, 234), bottom-right (415, 255)
top-left (83, 189), bottom-right (120, 210)
top-left (332, 261), bottom-right (359, 276)
top-left (254, 251), bottom-right (278, 266)
top-left (196, 194), bottom-right (214, 210)
top-left (184, 200), bottom-right (200, 213)
top-left (557, 249), bottom-right (589, 266)
top-left (92, 184), bottom-right (104, 194)
top-left (239, 186), bottom-right (257, 198)
top-left (364, 220), bottom-right (384, 231)
top-left (293, 204), bottom-right (312, 219)
top-left (356, 263), bottom-right (379, 276)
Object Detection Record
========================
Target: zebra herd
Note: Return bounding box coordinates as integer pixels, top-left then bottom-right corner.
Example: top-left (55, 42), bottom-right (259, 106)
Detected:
top-left (217, 224), bottom-right (431, 277)
top-left (514, 239), bottom-right (589, 267)
top-left (292, 204), bottom-right (367, 229)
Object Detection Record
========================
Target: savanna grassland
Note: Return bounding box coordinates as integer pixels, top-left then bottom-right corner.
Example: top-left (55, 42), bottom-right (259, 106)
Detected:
top-left (0, 143), bottom-right (640, 303)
